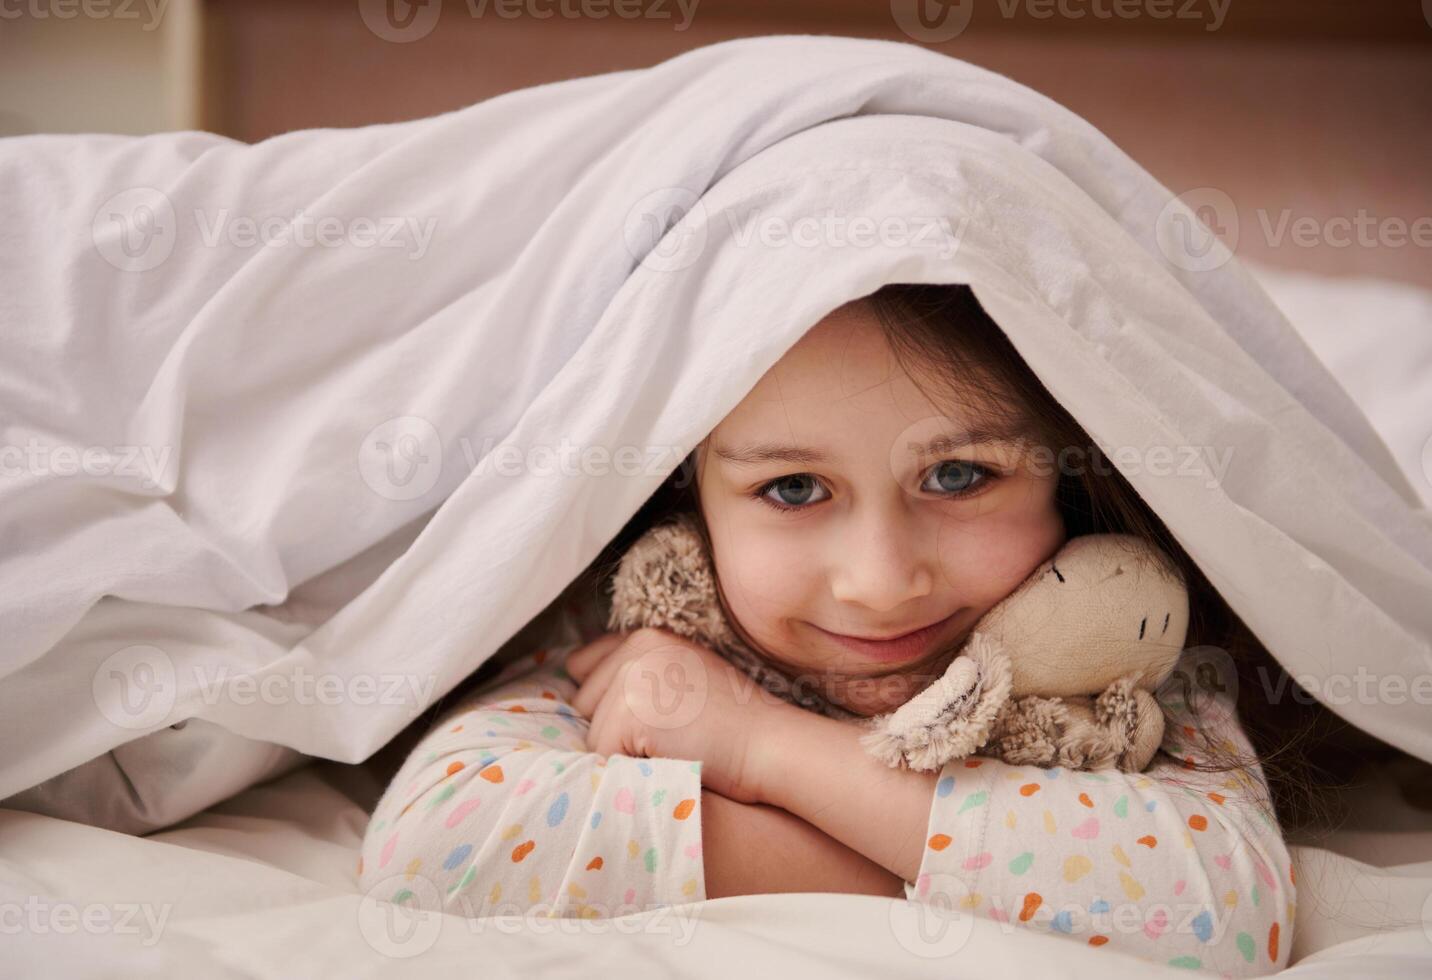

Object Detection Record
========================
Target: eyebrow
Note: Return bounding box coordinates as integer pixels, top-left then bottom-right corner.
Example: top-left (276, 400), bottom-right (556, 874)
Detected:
top-left (711, 421), bottom-right (1035, 467)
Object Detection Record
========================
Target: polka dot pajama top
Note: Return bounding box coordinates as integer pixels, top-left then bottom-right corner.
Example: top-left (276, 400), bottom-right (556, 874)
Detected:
top-left (359, 636), bottom-right (706, 921)
top-left (360, 635), bottom-right (1293, 976)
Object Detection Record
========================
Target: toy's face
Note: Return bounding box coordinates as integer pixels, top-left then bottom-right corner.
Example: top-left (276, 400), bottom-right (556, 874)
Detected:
top-left (976, 534), bottom-right (1191, 697)
top-left (691, 297), bottom-right (1067, 717)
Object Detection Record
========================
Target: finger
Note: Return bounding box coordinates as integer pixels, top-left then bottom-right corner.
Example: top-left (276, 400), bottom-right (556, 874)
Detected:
top-left (585, 667), bottom-right (627, 757)
top-left (586, 661), bottom-right (635, 759)
top-left (571, 640), bottom-right (632, 720)
top-left (588, 691), bottom-right (616, 757)
top-left (564, 632), bottom-right (625, 684)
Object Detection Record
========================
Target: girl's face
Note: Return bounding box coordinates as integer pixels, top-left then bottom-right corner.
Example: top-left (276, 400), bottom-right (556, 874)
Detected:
top-left (695, 298), bottom-right (1067, 717)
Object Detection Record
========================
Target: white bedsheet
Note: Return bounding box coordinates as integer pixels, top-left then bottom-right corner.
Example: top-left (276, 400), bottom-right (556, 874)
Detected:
top-left (3, 755), bottom-right (1429, 978)
top-left (1246, 261), bottom-right (1432, 512)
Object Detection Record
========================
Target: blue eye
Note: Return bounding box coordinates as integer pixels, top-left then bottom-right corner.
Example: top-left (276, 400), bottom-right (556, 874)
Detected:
top-left (751, 462), bottom-right (996, 514)
top-left (756, 474), bottom-right (830, 512)
top-left (922, 461), bottom-right (989, 495)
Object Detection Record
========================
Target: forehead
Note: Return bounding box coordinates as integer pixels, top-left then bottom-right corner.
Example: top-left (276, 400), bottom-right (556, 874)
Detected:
top-left (713, 299), bottom-right (989, 438)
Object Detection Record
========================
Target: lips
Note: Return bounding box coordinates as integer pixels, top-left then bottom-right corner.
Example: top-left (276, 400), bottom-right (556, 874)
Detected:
top-left (811, 609), bottom-right (963, 665)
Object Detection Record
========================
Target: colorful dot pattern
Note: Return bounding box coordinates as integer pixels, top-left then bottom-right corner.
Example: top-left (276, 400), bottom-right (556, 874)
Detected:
top-left (358, 640), bottom-right (705, 919)
top-left (908, 650), bottom-right (1296, 977)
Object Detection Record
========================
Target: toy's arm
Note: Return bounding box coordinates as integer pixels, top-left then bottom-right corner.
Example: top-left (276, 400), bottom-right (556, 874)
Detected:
top-left (859, 633), bottom-right (1014, 771)
top-left (988, 675), bottom-right (1167, 772)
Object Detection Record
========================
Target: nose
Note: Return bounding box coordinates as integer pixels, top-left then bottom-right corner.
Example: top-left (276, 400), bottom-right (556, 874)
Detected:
top-left (826, 503), bottom-right (935, 613)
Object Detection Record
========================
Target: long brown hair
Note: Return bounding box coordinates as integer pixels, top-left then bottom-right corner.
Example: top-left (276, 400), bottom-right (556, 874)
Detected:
top-left (569, 282), bottom-right (1391, 837)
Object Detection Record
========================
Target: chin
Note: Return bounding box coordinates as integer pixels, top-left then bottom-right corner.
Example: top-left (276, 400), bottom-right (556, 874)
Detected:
top-left (838, 643), bottom-right (963, 713)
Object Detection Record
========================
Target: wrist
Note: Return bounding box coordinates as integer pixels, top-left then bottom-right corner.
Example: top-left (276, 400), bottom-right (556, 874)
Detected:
top-left (746, 699), bottom-right (822, 806)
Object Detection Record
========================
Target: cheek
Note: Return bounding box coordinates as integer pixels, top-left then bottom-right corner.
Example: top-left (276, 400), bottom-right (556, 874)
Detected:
top-left (708, 521), bottom-right (814, 638)
top-left (931, 491), bottom-right (1065, 607)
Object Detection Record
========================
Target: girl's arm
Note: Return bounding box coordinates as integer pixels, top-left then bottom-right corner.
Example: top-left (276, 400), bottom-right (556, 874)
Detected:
top-left (361, 641), bottom-right (903, 917)
top-left (700, 787), bottom-right (905, 899)
top-left (748, 685), bottom-right (1295, 978)
top-left (359, 646), bottom-right (705, 918)
top-left (747, 706), bottom-right (942, 884)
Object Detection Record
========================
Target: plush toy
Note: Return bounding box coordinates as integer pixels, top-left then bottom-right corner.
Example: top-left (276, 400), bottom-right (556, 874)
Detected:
top-left (605, 512), bottom-right (1189, 774)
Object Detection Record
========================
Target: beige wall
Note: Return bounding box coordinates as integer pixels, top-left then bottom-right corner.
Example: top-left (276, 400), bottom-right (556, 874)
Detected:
top-left (0, 0), bottom-right (199, 135)
top-left (3, 0), bottom-right (1428, 287)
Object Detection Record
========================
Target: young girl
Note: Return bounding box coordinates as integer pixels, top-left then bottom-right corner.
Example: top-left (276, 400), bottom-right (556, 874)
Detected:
top-left (359, 283), bottom-right (1312, 975)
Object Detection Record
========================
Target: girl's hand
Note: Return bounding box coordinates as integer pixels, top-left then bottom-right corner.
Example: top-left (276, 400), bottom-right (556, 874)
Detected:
top-left (566, 628), bottom-right (786, 805)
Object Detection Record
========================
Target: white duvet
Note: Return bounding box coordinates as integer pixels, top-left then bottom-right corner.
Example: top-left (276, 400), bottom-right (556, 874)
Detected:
top-left (3, 757), bottom-right (1431, 978)
top-left (2, 33), bottom-right (1431, 976)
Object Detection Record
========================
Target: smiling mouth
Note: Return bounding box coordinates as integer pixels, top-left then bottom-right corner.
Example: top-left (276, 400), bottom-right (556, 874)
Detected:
top-left (810, 609), bottom-right (965, 665)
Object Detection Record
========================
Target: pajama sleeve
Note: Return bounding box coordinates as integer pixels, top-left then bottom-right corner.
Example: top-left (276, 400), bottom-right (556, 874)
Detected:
top-left (905, 653), bottom-right (1295, 977)
top-left (358, 641), bottom-right (706, 919)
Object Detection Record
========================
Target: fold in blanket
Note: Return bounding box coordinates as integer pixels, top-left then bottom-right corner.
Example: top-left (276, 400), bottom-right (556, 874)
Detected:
top-left (2, 35), bottom-right (1430, 828)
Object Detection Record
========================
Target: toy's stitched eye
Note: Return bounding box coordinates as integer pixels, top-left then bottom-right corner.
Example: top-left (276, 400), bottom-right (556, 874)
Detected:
top-left (1049, 562), bottom-right (1064, 583)
top-left (1138, 616), bottom-right (1147, 640)
top-left (1161, 612), bottom-right (1170, 635)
